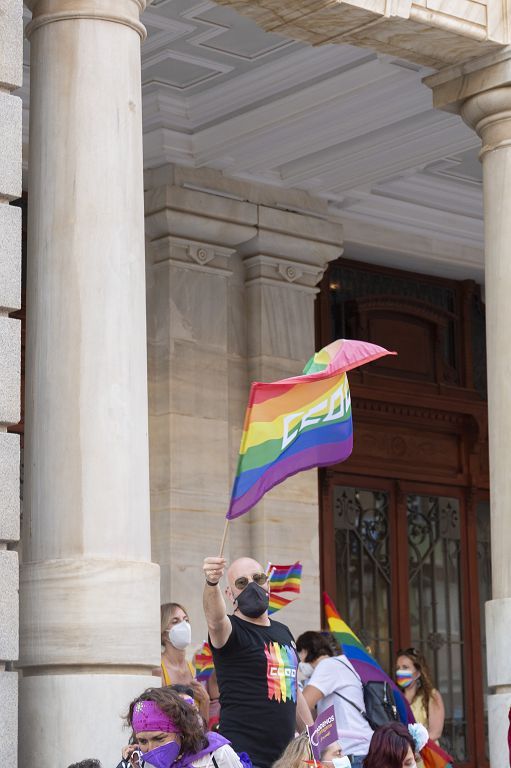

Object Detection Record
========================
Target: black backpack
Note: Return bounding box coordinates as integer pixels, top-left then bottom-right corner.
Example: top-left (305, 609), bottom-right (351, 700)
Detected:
top-left (333, 658), bottom-right (399, 731)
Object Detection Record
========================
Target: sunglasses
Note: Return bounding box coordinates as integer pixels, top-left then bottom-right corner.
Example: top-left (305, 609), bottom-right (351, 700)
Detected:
top-left (398, 647), bottom-right (420, 658)
top-left (234, 572), bottom-right (268, 590)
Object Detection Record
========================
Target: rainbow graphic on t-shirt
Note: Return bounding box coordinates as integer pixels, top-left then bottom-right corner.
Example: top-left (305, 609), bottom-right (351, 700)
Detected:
top-left (264, 642), bottom-right (298, 703)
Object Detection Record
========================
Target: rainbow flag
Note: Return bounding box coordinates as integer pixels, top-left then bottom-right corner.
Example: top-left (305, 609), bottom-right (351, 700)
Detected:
top-left (227, 339), bottom-right (396, 519)
top-left (269, 562), bottom-right (302, 594)
top-left (193, 641), bottom-right (214, 681)
top-left (268, 593), bottom-right (293, 615)
top-left (323, 593), bottom-right (454, 768)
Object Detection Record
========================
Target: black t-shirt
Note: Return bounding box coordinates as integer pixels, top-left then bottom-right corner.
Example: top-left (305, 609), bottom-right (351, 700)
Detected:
top-left (210, 615), bottom-right (298, 768)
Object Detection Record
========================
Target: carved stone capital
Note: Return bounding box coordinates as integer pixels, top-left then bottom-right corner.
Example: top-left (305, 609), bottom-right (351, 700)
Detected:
top-left (151, 235), bottom-right (235, 275)
top-left (26, 0), bottom-right (147, 40)
top-left (238, 205), bottom-right (343, 292)
top-left (425, 52), bottom-right (511, 156)
top-left (243, 254), bottom-right (326, 293)
top-left (461, 88), bottom-right (511, 157)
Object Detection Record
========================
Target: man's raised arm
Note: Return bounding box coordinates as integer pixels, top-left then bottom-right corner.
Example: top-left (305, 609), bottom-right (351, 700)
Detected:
top-left (203, 556), bottom-right (232, 648)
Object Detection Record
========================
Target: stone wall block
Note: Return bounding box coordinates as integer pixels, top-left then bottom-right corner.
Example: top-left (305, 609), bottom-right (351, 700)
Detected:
top-left (0, 0), bottom-right (23, 90)
top-left (0, 316), bottom-right (20, 424)
top-left (0, 550), bottom-right (19, 660)
top-left (0, 671), bottom-right (17, 767)
top-left (0, 203), bottom-right (21, 311)
top-left (0, 92), bottom-right (21, 198)
top-left (0, 432), bottom-right (19, 541)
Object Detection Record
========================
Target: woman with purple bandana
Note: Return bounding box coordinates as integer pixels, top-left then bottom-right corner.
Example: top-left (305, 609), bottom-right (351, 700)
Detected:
top-left (119, 688), bottom-right (244, 768)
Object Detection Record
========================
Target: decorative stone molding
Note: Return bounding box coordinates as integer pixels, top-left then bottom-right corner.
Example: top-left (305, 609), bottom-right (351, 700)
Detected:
top-left (151, 235), bottom-right (235, 275)
top-left (145, 184), bottom-right (257, 249)
top-left (243, 254), bottom-right (326, 293)
top-left (238, 205), bottom-right (342, 292)
top-left (25, 0), bottom-right (147, 40)
top-left (425, 49), bottom-right (511, 111)
top-left (461, 88), bottom-right (511, 157)
top-left (215, 0), bottom-right (508, 69)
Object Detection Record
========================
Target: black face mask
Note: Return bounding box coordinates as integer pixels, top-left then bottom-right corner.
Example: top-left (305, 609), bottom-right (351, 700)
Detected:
top-left (235, 581), bottom-right (269, 618)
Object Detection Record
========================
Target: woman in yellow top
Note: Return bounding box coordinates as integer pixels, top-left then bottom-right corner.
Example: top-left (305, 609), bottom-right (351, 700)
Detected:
top-left (155, 602), bottom-right (209, 722)
top-left (395, 647), bottom-right (445, 743)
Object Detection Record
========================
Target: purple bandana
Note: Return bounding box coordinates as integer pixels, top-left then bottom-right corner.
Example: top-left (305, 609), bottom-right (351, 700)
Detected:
top-left (143, 740), bottom-right (181, 768)
top-left (173, 732), bottom-right (231, 768)
top-left (132, 700), bottom-right (181, 735)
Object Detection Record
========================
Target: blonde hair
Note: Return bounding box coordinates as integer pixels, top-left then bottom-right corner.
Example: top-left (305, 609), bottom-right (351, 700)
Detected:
top-left (273, 733), bottom-right (311, 768)
top-left (160, 602), bottom-right (188, 645)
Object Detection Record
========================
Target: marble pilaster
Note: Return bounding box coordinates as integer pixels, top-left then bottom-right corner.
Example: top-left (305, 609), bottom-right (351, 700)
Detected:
top-left (238, 206), bottom-right (343, 637)
top-left (144, 182), bottom-right (257, 642)
top-left (21, 2), bottom-right (160, 765)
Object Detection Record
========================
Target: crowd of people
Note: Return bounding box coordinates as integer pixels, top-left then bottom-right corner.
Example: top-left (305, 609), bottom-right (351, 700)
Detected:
top-left (66, 553), bottom-right (446, 768)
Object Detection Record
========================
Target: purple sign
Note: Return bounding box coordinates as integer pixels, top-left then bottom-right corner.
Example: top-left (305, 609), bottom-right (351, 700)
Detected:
top-left (307, 705), bottom-right (338, 760)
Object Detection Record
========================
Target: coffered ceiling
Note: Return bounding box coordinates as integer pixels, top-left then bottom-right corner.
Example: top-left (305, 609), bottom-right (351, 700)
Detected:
top-left (20, 1), bottom-right (485, 279)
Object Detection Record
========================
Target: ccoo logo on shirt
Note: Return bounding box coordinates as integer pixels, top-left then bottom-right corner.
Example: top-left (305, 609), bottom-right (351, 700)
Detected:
top-left (264, 642), bottom-right (298, 703)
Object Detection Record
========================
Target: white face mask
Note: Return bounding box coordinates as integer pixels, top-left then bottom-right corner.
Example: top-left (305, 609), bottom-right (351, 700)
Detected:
top-left (298, 661), bottom-right (315, 679)
top-left (168, 620), bottom-right (191, 650)
top-left (332, 757), bottom-right (351, 768)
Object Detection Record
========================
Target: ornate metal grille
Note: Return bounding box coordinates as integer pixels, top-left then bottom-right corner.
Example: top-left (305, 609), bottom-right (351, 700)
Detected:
top-left (407, 495), bottom-right (467, 761)
top-left (333, 486), bottom-right (393, 673)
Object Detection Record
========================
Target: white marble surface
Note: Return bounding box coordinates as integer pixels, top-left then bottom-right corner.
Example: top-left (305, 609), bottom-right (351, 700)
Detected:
top-left (21, 2), bottom-right (160, 764)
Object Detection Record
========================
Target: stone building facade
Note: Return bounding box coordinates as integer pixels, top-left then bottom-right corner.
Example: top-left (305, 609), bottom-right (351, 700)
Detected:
top-left (3, 0), bottom-right (511, 766)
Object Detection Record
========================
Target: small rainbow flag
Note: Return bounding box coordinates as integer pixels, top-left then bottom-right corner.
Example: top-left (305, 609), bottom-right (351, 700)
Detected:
top-left (227, 339), bottom-right (396, 519)
top-left (323, 593), bottom-right (454, 768)
top-left (268, 593), bottom-right (293, 615)
top-left (267, 562), bottom-right (303, 615)
top-left (193, 641), bottom-right (214, 681)
top-left (269, 562), bottom-right (302, 594)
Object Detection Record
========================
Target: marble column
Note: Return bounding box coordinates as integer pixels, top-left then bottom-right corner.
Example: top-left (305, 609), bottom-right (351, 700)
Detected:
top-left (427, 57), bottom-right (511, 767)
top-left (144, 180), bottom-right (257, 642)
top-left (21, 2), bottom-right (160, 765)
top-left (238, 206), bottom-right (342, 637)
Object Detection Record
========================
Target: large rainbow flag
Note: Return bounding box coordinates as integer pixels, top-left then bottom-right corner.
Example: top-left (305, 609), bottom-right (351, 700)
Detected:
top-left (323, 593), bottom-right (455, 768)
top-left (227, 339), bottom-right (396, 519)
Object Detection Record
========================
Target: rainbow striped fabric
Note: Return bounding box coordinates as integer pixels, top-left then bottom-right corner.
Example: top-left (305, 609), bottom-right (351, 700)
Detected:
top-left (227, 339), bottom-right (395, 519)
top-left (267, 562), bottom-right (303, 614)
top-left (268, 593), bottom-right (293, 615)
top-left (193, 641), bottom-right (215, 681)
top-left (323, 593), bottom-right (454, 768)
top-left (269, 562), bottom-right (302, 594)
top-left (264, 642), bottom-right (298, 702)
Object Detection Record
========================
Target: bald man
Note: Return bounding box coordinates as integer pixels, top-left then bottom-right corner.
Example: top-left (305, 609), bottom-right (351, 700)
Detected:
top-left (203, 555), bottom-right (312, 768)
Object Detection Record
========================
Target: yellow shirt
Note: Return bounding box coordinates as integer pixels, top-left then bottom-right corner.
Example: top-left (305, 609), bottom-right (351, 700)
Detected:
top-left (161, 659), bottom-right (195, 686)
top-left (411, 693), bottom-right (429, 728)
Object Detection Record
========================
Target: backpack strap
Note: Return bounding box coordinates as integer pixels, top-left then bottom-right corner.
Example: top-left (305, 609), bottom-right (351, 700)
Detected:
top-left (333, 690), bottom-right (370, 723)
top-left (331, 658), bottom-right (370, 724)
top-left (333, 656), bottom-right (363, 684)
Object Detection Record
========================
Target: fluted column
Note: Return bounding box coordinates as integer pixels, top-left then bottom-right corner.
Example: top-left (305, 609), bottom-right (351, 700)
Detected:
top-left (427, 57), bottom-right (511, 767)
top-left (21, 1), bottom-right (160, 765)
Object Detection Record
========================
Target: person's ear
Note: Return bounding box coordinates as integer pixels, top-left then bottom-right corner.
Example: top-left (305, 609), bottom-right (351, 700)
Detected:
top-left (225, 585), bottom-right (235, 604)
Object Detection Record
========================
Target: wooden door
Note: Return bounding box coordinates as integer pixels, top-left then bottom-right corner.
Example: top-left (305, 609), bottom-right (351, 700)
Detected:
top-left (317, 258), bottom-right (490, 766)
